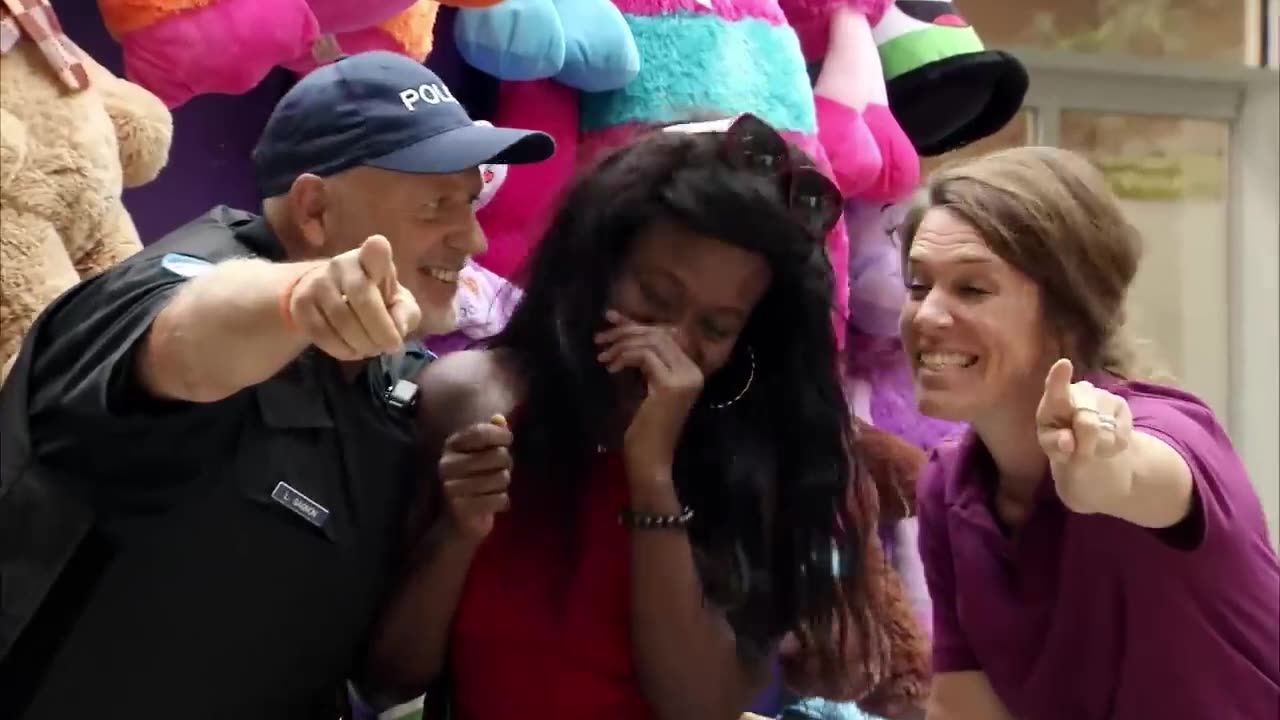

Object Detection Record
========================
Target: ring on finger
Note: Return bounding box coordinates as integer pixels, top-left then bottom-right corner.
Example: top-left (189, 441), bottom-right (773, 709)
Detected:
top-left (1097, 414), bottom-right (1118, 430)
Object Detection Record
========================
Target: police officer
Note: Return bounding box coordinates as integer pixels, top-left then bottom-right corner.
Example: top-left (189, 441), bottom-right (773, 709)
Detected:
top-left (0, 51), bottom-right (553, 718)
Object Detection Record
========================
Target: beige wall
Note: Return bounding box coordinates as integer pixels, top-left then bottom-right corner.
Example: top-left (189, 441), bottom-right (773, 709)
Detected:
top-left (957, 0), bottom-right (1253, 65)
top-left (1122, 199), bottom-right (1231, 419)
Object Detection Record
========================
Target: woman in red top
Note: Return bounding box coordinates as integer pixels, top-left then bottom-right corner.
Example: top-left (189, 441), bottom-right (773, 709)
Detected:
top-left (368, 115), bottom-right (879, 719)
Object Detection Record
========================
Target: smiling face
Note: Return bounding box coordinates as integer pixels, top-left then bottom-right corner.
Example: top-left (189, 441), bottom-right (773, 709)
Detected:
top-left (291, 166), bottom-right (486, 336)
top-left (609, 220), bottom-right (772, 376)
top-left (899, 208), bottom-right (1054, 423)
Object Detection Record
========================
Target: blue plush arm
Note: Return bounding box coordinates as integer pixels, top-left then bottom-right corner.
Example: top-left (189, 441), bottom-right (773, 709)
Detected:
top-left (454, 0), bottom-right (568, 80)
top-left (453, 0), bottom-right (639, 91)
top-left (552, 0), bottom-right (640, 91)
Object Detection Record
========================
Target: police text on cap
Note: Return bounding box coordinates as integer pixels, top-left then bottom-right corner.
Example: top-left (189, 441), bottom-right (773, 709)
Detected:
top-left (399, 83), bottom-right (458, 112)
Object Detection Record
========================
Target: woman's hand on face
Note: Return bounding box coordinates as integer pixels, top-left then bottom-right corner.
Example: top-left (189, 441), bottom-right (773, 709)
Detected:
top-left (1036, 358), bottom-right (1136, 512)
top-left (595, 310), bottom-right (703, 484)
top-left (437, 414), bottom-right (513, 543)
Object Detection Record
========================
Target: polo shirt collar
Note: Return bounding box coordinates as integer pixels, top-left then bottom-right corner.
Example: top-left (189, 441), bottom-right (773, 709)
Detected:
top-left (232, 215), bottom-right (287, 262)
top-left (947, 431), bottom-right (1058, 522)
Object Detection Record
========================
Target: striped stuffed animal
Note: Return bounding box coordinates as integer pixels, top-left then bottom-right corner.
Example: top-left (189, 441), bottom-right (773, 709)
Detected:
top-left (577, 0), bottom-right (901, 349)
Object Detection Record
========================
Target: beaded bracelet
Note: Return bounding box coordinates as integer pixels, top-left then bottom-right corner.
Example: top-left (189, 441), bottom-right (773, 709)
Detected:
top-left (619, 506), bottom-right (695, 530)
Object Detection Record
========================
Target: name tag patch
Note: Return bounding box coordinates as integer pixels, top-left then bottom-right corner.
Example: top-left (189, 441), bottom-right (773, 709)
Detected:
top-left (271, 482), bottom-right (329, 529)
top-left (160, 252), bottom-right (214, 278)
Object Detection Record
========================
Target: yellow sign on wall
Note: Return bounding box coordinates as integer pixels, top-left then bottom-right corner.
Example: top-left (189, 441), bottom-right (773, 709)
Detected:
top-left (1094, 154), bottom-right (1226, 201)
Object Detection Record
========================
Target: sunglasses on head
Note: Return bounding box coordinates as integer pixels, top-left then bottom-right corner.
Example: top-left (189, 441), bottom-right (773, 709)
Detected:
top-left (663, 113), bottom-right (844, 239)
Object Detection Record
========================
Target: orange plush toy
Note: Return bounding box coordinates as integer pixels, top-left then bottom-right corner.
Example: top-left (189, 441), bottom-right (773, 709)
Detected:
top-left (283, 0), bottom-right (508, 77)
top-left (778, 419), bottom-right (932, 718)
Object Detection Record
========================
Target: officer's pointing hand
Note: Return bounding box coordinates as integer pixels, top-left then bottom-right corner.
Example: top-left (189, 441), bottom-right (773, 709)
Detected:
top-left (355, 236), bottom-right (422, 338)
top-left (286, 235), bottom-right (422, 361)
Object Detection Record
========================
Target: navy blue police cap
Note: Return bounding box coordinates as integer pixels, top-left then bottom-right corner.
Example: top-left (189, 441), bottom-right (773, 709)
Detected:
top-left (252, 51), bottom-right (555, 197)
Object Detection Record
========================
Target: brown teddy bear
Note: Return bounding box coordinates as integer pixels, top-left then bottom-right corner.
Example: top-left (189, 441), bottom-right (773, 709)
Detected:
top-left (779, 419), bottom-right (932, 719)
top-left (0, 0), bottom-right (172, 381)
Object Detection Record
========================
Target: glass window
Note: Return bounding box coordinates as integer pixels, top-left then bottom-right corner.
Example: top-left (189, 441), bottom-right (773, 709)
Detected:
top-left (959, 0), bottom-right (1253, 65)
top-left (1268, 0), bottom-right (1279, 67)
top-left (1059, 111), bottom-right (1232, 419)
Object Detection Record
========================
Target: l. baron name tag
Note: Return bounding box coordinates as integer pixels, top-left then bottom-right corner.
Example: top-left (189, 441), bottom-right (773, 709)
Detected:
top-left (271, 482), bottom-right (330, 529)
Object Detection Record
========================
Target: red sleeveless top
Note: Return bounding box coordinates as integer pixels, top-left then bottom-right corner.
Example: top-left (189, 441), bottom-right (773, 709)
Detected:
top-left (448, 451), bottom-right (654, 719)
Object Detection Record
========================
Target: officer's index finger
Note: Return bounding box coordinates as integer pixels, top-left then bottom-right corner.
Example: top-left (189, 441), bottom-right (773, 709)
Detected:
top-left (357, 235), bottom-right (396, 287)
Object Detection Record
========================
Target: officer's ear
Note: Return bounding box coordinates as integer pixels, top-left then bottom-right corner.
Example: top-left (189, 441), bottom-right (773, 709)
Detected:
top-left (286, 174), bottom-right (329, 252)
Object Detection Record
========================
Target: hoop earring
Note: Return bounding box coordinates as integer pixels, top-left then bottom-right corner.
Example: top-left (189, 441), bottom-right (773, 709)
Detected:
top-left (708, 346), bottom-right (755, 410)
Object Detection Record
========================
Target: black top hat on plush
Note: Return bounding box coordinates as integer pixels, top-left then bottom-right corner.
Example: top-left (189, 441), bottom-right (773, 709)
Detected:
top-left (872, 1), bottom-right (1029, 157)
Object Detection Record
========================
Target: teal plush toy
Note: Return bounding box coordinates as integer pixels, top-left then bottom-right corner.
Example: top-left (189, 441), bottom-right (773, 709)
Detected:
top-left (453, 0), bottom-right (640, 91)
top-left (872, 0), bottom-right (1028, 156)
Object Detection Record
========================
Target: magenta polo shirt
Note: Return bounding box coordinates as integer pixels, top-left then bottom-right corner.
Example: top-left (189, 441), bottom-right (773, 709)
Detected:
top-left (918, 381), bottom-right (1280, 720)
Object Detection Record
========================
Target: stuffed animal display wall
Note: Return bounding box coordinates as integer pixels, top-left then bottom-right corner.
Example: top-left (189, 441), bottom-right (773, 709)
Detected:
top-left (453, 0), bottom-right (912, 355)
top-left (0, 0), bottom-right (172, 380)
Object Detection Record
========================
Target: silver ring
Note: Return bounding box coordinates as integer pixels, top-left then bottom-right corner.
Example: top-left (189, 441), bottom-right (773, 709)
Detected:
top-left (1097, 414), bottom-right (1118, 429)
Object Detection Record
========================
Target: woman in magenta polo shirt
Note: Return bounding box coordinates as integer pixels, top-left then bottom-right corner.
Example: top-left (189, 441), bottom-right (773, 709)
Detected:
top-left (898, 146), bottom-right (1280, 720)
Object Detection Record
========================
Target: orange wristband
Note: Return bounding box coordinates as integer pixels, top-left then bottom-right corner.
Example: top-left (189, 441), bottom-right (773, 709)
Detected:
top-left (279, 264), bottom-right (320, 334)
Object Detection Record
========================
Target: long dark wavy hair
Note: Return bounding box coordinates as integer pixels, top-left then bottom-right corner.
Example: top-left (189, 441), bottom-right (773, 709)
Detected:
top-left (489, 126), bottom-right (875, 685)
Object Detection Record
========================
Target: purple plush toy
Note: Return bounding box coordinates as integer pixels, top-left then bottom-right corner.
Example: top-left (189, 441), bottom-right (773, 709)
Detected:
top-left (844, 199), bottom-right (965, 450)
top-left (843, 197), bottom-right (966, 632)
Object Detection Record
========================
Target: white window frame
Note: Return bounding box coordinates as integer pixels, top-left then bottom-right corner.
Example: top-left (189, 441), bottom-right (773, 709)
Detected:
top-left (1009, 48), bottom-right (1280, 543)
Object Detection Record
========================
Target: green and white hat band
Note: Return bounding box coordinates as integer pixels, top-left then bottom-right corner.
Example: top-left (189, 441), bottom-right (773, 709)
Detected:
top-left (870, 0), bottom-right (1029, 157)
top-left (873, 1), bottom-right (985, 80)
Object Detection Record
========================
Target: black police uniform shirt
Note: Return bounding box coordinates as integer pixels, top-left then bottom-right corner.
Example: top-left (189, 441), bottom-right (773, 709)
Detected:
top-left (0, 207), bottom-right (427, 719)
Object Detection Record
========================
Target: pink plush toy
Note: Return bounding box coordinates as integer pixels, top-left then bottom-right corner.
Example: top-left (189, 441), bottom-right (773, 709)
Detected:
top-left (472, 79), bottom-right (580, 281)
top-left (808, 1), bottom-right (919, 202)
top-left (98, 0), bottom-right (319, 109)
top-left (99, 0), bottom-right (498, 106)
top-left (306, 0), bottom-right (418, 34)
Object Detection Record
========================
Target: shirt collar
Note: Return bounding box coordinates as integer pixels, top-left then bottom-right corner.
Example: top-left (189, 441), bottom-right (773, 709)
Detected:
top-left (232, 215), bottom-right (287, 262)
top-left (949, 430), bottom-right (1058, 513)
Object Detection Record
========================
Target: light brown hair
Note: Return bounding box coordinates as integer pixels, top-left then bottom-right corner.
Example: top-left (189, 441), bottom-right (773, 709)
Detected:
top-left (899, 145), bottom-right (1168, 381)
